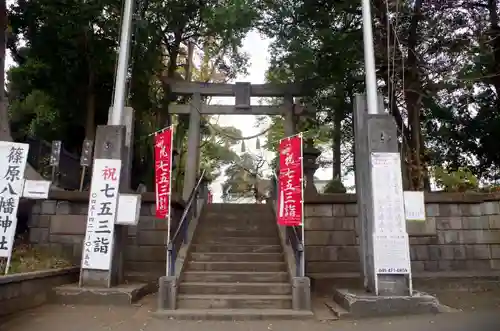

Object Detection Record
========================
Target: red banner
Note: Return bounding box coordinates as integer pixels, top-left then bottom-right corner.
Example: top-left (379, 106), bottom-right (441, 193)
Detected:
top-left (277, 135), bottom-right (303, 226)
top-left (207, 190), bottom-right (213, 204)
top-left (154, 127), bottom-right (173, 219)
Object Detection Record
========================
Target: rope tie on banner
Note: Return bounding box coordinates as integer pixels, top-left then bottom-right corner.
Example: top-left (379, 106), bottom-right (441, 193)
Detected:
top-left (148, 125), bottom-right (173, 137)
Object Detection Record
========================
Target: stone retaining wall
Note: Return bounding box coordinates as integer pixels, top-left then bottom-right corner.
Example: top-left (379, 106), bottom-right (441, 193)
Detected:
top-left (28, 191), bottom-right (185, 281)
top-left (305, 193), bottom-right (500, 277)
top-left (0, 267), bottom-right (79, 316)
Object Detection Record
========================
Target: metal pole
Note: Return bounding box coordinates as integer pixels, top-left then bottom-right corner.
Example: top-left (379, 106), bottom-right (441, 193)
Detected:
top-left (108, 0), bottom-right (135, 125)
top-left (361, 0), bottom-right (379, 115)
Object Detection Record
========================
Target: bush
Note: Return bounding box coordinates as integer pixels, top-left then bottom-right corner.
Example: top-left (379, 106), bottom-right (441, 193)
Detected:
top-left (433, 166), bottom-right (479, 192)
top-left (323, 177), bottom-right (347, 193)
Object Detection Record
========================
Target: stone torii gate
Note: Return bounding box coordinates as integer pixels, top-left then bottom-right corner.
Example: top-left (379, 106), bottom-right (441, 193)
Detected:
top-left (167, 81), bottom-right (303, 201)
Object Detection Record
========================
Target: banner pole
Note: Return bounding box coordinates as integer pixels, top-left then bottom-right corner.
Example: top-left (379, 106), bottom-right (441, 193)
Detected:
top-left (299, 133), bottom-right (305, 277)
top-left (166, 125), bottom-right (174, 276)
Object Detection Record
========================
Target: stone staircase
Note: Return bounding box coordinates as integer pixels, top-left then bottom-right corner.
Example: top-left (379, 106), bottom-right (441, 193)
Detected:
top-left (163, 203), bottom-right (312, 320)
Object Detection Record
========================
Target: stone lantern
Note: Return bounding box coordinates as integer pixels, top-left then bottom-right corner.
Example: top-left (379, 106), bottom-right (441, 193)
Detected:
top-left (302, 138), bottom-right (321, 198)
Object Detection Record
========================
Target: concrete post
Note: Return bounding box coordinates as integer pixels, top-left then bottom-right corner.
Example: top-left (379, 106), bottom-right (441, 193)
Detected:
top-left (182, 93), bottom-right (201, 202)
top-left (80, 125), bottom-right (126, 287)
top-left (354, 93), bottom-right (411, 296)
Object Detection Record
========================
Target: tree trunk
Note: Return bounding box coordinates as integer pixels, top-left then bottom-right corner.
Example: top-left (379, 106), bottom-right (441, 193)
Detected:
top-left (85, 70), bottom-right (96, 139)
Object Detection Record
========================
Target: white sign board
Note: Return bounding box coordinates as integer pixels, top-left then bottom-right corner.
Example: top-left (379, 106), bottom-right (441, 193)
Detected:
top-left (370, 152), bottom-right (406, 233)
top-left (0, 142), bottom-right (29, 258)
top-left (373, 233), bottom-right (411, 274)
top-left (404, 191), bottom-right (426, 221)
top-left (81, 158), bottom-right (121, 270)
top-left (116, 193), bottom-right (141, 225)
top-left (22, 180), bottom-right (51, 199)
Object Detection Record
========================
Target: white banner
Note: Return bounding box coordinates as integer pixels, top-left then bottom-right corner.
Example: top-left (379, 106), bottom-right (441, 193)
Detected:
top-left (82, 158), bottom-right (121, 270)
top-left (0, 142), bottom-right (29, 259)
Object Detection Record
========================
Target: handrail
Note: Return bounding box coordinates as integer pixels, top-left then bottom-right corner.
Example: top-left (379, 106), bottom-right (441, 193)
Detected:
top-left (166, 169), bottom-right (206, 276)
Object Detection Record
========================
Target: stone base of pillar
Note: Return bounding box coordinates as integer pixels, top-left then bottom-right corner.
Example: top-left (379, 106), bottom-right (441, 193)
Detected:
top-left (331, 288), bottom-right (454, 318)
top-left (52, 282), bottom-right (150, 305)
top-left (292, 277), bottom-right (312, 311)
top-left (158, 276), bottom-right (178, 310)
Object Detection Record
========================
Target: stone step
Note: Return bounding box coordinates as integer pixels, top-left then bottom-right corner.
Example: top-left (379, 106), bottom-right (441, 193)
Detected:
top-left (177, 294), bottom-right (292, 309)
top-left (179, 282), bottom-right (292, 295)
top-left (197, 229), bottom-right (277, 238)
top-left (193, 237), bottom-right (279, 245)
top-left (190, 252), bottom-right (284, 263)
top-left (191, 244), bottom-right (282, 253)
top-left (182, 271), bottom-right (289, 283)
top-left (187, 261), bottom-right (287, 272)
top-left (153, 308), bottom-right (314, 321)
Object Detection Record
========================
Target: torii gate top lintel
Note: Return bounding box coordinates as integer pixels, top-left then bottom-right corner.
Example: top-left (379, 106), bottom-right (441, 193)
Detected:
top-left (169, 81), bottom-right (303, 115)
top-left (169, 81), bottom-right (302, 97)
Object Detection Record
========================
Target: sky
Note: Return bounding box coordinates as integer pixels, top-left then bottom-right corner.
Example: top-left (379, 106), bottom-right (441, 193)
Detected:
top-left (4, 29), bottom-right (337, 201)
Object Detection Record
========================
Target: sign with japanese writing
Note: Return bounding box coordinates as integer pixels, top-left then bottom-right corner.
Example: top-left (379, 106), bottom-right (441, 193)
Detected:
top-left (276, 135), bottom-right (303, 226)
top-left (0, 142), bottom-right (29, 258)
top-left (82, 158), bottom-right (121, 270)
top-left (154, 127), bottom-right (173, 219)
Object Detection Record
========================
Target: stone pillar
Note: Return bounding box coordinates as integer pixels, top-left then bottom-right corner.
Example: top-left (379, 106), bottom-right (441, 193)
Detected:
top-left (80, 125), bottom-right (126, 287)
top-left (302, 139), bottom-right (320, 199)
top-left (353, 93), bottom-right (411, 296)
top-left (283, 95), bottom-right (295, 136)
top-left (182, 93), bottom-right (202, 202)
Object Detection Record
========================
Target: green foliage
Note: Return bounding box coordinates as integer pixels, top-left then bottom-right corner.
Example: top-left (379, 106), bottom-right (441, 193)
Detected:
top-left (432, 167), bottom-right (479, 192)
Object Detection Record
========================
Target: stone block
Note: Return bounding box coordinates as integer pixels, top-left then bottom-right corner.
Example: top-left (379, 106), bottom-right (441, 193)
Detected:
top-left (127, 226), bottom-right (137, 236)
top-left (425, 203), bottom-right (440, 217)
top-left (410, 245), bottom-right (429, 261)
top-left (139, 203), bottom-right (153, 216)
top-left (345, 203), bottom-right (358, 216)
top-left (306, 261), bottom-right (360, 273)
top-left (409, 236), bottom-right (437, 245)
top-left (423, 261), bottom-right (439, 271)
top-left (438, 260), bottom-right (467, 271)
top-left (332, 289), bottom-right (444, 318)
top-left (138, 217), bottom-right (168, 230)
top-left (305, 230), bottom-right (356, 246)
top-left (136, 230), bottom-right (167, 246)
top-left (439, 204), bottom-right (462, 217)
top-left (437, 230), bottom-right (460, 244)
top-left (490, 260), bottom-right (500, 270)
top-left (304, 217), bottom-right (333, 230)
top-left (482, 201), bottom-right (500, 215)
top-left (28, 215), bottom-right (40, 228)
top-left (332, 204), bottom-right (346, 216)
top-left (430, 245), bottom-right (466, 260)
top-left (49, 234), bottom-right (83, 245)
top-left (462, 216), bottom-right (489, 229)
top-left (40, 201), bottom-right (57, 215)
top-left (465, 244), bottom-right (491, 260)
top-left (29, 228), bottom-right (49, 244)
top-left (125, 246), bottom-right (166, 262)
top-left (52, 283), bottom-right (150, 305)
top-left (490, 244), bottom-right (500, 258)
top-left (466, 260), bottom-right (492, 271)
top-left (50, 215), bottom-right (87, 235)
top-left (411, 261), bottom-right (425, 272)
top-left (460, 230), bottom-right (500, 244)
top-left (305, 205), bottom-right (332, 217)
top-left (436, 217), bottom-right (462, 230)
top-left (488, 214), bottom-right (500, 229)
top-left (39, 215), bottom-right (51, 228)
top-left (406, 217), bottom-right (436, 236)
top-left (32, 202), bottom-right (41, 214)
top-left (336, 246), bottom-right (359, 261)
top-left (56, 201), bottom-right (88, 215)
top-left (461, 203), bottom-right (482, 216)
top-left (305, 246), bottom-right (337, 261)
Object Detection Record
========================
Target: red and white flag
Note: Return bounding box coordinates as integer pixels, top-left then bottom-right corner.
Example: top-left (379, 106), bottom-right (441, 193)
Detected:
top-left (276, 134), bottom-right (303, 226)
top-left (154, 127), bottom-right (173, 219)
